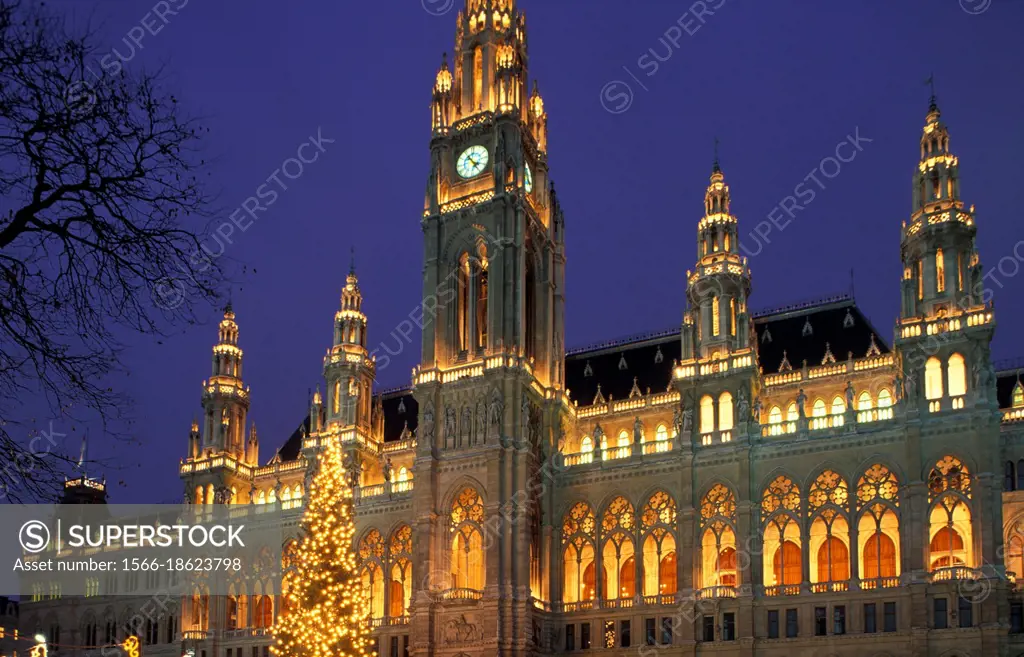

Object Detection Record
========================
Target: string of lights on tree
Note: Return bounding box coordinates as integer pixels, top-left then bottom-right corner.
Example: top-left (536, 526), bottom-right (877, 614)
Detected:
top-left (270, 435), bottom-right (372, 657)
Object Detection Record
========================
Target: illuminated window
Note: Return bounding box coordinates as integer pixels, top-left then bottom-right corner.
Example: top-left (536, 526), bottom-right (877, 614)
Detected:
top-left (925, 357), bottom-right (943, 400)
top-left (719, 392), bottom-right (734, 432)
top-left (857, 391), bottom-right (872, 411)
top-left (700, 395), bottom-right (715, 434)
top-left (617, 430), bottom-right (630, 448)
top-left (957, 252), bottom-right (964, 291)
top-left (877, 389), bottom-right (893, 408)
top-left (830, 396), bottom-right (845, 415)
top-left (397, 467), bottom-right (409, 483)
top-left (472, 46), bottom-right (483, 110)
top-left (1014, 383), bottom-right (1024, 408)
top-left (926, 457), bottom-right (973, 570)
top-left (655, 424), bottom-right (668, 443)
top-left (474, 249), bottom-right (489, 350)
top-left (450, 487), bottom-right (486, 590)
top-left (856, 477), bottom-right (899, 584)
top-left (601, 497), bottom-right (636, 600)
top-left (947, 353), bottom-right (966, 397)
top-left (457, 254), bottom-right (470, 352)
top-left (917, 260), bottom-right (924, 300)
top-left (724, 233), bottom-right (731, 252)
top-left (641, 492), bottom-right (677, 595)
top-left (812, 399), bottom-right (826, 417)
top-left (700, 484), bottom-right (738, 588)
top-left (712, 297), bottom-right (721, 337)
top-left (580, 435), bottom-right (593, 453)
top-left (729, 298), bottom-right (736, 336)
top-left (808, 471), bottom-right (851, 584)
top-left (358, 530), bottom-right (386, 619)
top-left (332, 379), bottom-right (341, 415)
top-left (769, 406), bottom-right (782, 424)
top-left (786, 403), bottom-right (798, 422)
top-left (389, 525), bottom-right (413, 617)
top-left (936, 248), bottom-right (945, 293)
top-left (562, 502), bottom-right (597, 603)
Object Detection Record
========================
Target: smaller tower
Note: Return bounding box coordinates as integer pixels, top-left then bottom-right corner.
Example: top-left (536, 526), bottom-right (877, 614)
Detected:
top-left (324, 258), bottom-right (376, 434)
top-left (682, 158), bottom-right (753, 361)
top-left (200, 304), bottom-right (251, 463)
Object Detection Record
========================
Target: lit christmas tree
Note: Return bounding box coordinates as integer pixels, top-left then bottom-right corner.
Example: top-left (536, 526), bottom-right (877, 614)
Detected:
top-left (271, 437), bottom-right (372, 657)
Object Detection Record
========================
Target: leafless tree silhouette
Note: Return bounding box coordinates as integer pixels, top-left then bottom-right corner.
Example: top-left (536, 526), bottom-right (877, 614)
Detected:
top-left (0, 0), bottom-right (221, 500)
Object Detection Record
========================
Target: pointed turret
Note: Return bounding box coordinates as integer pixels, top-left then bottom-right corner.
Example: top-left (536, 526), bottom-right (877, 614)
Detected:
top-left (683, 154), bottom-right (752, 361)
top-left (324, 255), bottom-right (376, 431)
top-left (199, 305), bottom-right (252, 462)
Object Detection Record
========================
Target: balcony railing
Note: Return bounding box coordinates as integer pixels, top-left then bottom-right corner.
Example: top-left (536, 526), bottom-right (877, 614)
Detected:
top-left (392, 480), bottom-right (414, 493)
top-left (441, 588), bottom-right (484, 601)
top-left (696, 586), bottom-right (737, 600)
top-left (361, 484), bottom-right (386, 498)
top-left (810, 581), bottom-right (849, 593)
top-left (860, 577), bottom-right (900, 590)
top-left (642, 439), bottom-right (673, 454)
top-left (602, 446), bottom-right (630, 462)
top-left (763, 421), bottom-right (797, 437)
top-left (931, 566), bottom-right (979, 582)
top-left (764, 584), bottom-right (801, 597)
top-left (857, 407), bottom-right (894, 423)
top-left (810, 414), bottom-right (844, 430)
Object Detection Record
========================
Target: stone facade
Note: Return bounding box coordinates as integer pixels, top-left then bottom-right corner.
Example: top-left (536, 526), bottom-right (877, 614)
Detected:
top-left (18, 1), bottom-right (1024, 657)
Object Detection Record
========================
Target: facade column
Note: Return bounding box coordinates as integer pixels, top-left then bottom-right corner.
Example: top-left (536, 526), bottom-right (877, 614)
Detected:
top-left (849, 514), bottom-right (861, 590)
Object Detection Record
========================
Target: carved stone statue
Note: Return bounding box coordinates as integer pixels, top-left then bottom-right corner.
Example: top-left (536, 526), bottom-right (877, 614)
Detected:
top-left (593, 423), bottom-right (605, 453)
top-left (633, 416), bottom-right (643, 444)
top-left (444, 614), bottom-right (478, 645)
top-left (845, 381), bottom-right (855, 410)
top-left (737, 387), bottom-right (750, 421)
top-left (796, 389), bottom-right (807, 419)
top-left (445, 406), bottom-right (457, 443)
top-left (476, 399), bottom-right (486, 440)
top-left (893, 372), bottom-right (904, 401)
top-left (249, 481), bottom-right (257, 504)
top-left (489, 388), bottom-right (503, 426)
top-left (460, 406), bottom-right (471, 444)
top-left (672, 406), bottom-right (682, 437)
top-left (683, 406), bottom-right (693, 432)
top-left (752, 397), bottom-right (763, 423)
top-left (422, 406), bottom-right (435, 441)
top-left (382, 456), bottom-right (393, 483)
top-left (905, 374), bottom-right (917, 400)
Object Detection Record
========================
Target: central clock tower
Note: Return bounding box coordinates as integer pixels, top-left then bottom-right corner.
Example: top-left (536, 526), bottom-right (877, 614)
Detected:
top-left (411, 1), bottom-right (567, 655)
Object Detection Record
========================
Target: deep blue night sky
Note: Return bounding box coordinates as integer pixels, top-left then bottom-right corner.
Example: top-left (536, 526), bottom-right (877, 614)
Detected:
top-left (40, 0), bottom-right (1024, 501)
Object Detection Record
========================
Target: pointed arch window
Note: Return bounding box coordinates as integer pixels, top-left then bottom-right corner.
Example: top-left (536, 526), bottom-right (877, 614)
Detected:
top-left (857, 391), bottom-right (872, 411)
top-left (601, 497), bottom-right (636, 600)
top-left (388, 525), bottom-right (413, 617)
top-left (936, 248), bottom-right (946, 293)
top-left (332, 379), bottom-right (341, 415)
top-left (640, 492), bottom-right (677, 596)
top-left (729, 298), bottom-right (736, 336)
top-left (812, 399), bottom-right (827, 417)
top-left (562, 502), bottom-right (597, 603)
top-left (700, 484), bottom-right (738, 589)
top-left (947, 353), bottom-right (966, 397)
top-left (473, 245), bottom-right (488, 350)
top-left (927, 457), bottom-right (973, 571)
top-left (877, 389), bottom-right (893, 408)
top-left (830, 396), bottom-right (845, 416)
top-left (712, 297), bottom-right (721, 337)
top-left (450, 487), bottom-right (486, 591)
top-left (808, 471), bottom-right (850, 584)
top-left (358, 529), bottom-right (386, 619)
top-left (768, 406), bottom-right (782, 424)
top-left (457, 254), bottom-right (470, 353)
top-left (786, 403), bottom-right (798, 422)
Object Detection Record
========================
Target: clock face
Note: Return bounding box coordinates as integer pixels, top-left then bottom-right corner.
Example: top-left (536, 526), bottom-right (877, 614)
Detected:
top-left (456, 145), bottom-right (489, 179)
top-left (524, 162), bottom-right (533, 193)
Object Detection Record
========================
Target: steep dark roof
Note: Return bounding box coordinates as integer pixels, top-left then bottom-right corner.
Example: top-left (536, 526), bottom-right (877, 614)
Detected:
top-left (564, 294), bottom-right (890, 407)
top-left (381, 387), bottom-right (418, 442)
top-left (565, 331), bottom-right (680, 408)
top-left (275, 415), bottom-right (311, 463)
top-left (753, 295), bottom-right (889, 374)
top-left (995, 359), bottom-right (1024, 409)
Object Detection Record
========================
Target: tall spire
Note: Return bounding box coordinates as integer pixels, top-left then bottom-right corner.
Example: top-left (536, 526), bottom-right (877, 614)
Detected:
top-left (712, 136), bottom-right (721, 174)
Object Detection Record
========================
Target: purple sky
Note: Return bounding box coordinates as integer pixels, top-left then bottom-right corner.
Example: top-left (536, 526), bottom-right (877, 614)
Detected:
top-left (42, 0), bottom-right (1024, 501)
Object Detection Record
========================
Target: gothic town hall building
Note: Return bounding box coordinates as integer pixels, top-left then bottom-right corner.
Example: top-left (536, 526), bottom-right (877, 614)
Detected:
top-left (21, 1), bottom-right (1024, 656)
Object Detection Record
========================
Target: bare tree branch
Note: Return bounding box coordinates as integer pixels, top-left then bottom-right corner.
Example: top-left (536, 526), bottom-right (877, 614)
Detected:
top-left (0, 0), bottom-right (222, 500)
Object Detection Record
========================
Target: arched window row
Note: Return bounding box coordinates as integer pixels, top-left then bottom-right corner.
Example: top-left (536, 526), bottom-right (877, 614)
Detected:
top-left (251, 483), bottom-right (304, 506)
top-left (561, 491), bottom-right (678, 603)
top-left (765, 389), bottom-right (895, 426)
top-left (357, 525), bottom-right (414, 620)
